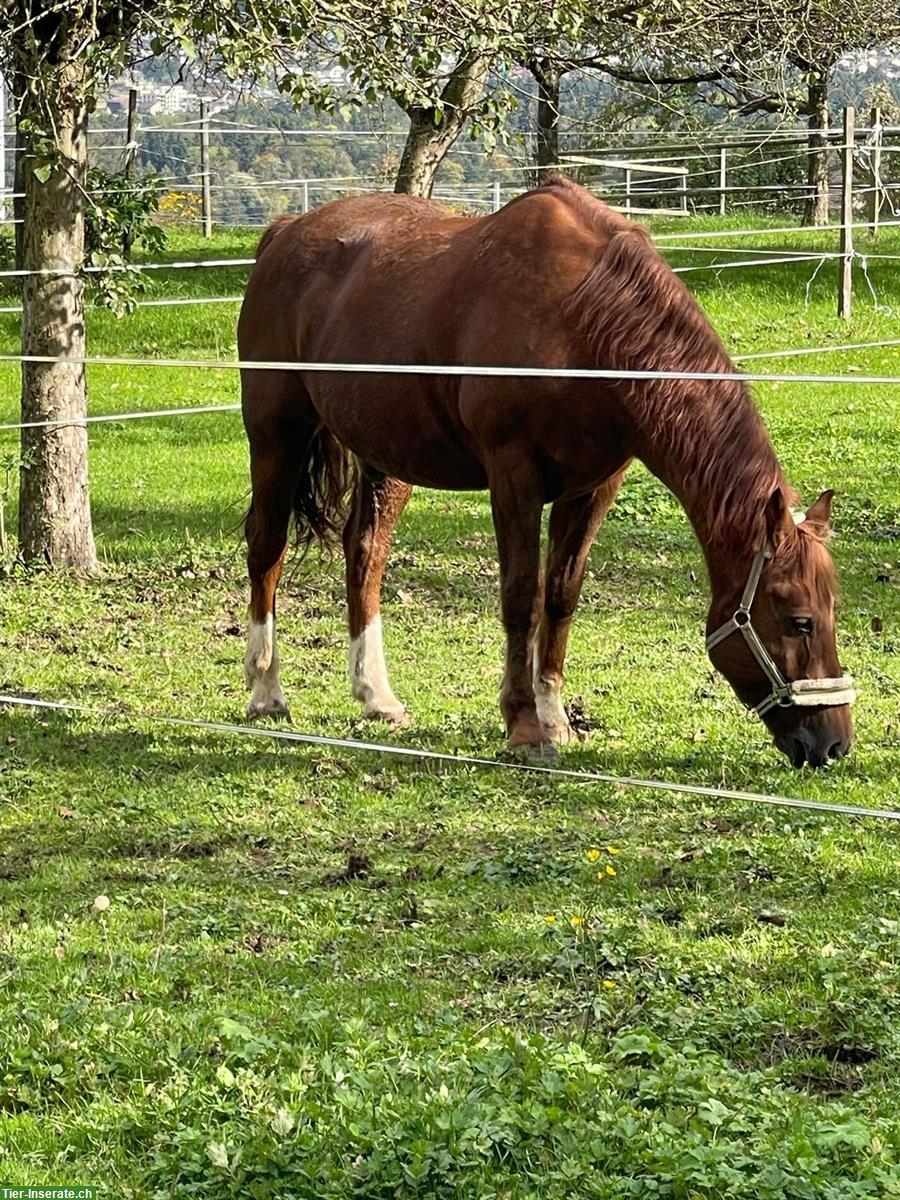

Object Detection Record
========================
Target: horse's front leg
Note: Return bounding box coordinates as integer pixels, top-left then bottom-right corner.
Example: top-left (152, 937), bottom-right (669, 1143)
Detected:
top-left (343, 470), bottom-right (412, 725)
top-left (535, 470), bottom-right (628, 743)
top-left (489, 467), bottom-right (549, 753)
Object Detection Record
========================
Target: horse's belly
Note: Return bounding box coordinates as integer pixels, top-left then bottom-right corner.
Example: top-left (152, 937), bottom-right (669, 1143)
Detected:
top-left (356, 445), bottom-right (488, 490)
top-left (310, 386), bottom-right (487, 490)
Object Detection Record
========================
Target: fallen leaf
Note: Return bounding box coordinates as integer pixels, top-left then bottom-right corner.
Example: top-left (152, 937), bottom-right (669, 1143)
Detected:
top-left (272, 1108), bottom-right (295, 1137)
top-left (206, 1141), bottom-right (229, 1170)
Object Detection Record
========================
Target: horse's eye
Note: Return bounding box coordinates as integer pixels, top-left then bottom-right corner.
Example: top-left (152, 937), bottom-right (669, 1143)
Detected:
top-left (790, 616), bottom-right (814, 636)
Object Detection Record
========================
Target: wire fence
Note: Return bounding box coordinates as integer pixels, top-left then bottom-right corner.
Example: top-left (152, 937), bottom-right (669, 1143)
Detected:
top-left (3, 691), bottom-right (897, 823)
top-left (4, 354), bottom-right (900, 438)
top-left (0, 108), bottom-right (883, 226)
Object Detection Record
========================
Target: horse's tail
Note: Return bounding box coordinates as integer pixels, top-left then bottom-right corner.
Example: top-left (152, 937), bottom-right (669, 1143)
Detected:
top-left (292, 423), bottom-right (357, 555)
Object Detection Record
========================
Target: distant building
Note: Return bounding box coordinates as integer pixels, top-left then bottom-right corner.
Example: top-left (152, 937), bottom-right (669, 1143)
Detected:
top-left (149, 84), bottom-right (196, 116)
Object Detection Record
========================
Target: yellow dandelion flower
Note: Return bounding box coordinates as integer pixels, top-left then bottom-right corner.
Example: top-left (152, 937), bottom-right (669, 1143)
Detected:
top-left (569, 915), bottom-right (585, 929)
top-left (605, 864), bottom-right (617, 877)
top-left (602, 980), bottom-right (616, 990)
top-left (606, 846), bottom-right (621, 855)
top-left (586, 848), bottom-right (601, 862)
top-left (544, 914), bottom-right (556, 925)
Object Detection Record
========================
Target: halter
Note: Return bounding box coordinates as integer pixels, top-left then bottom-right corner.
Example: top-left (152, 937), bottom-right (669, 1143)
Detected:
top-left (706, 547), bottom-right (856, 718)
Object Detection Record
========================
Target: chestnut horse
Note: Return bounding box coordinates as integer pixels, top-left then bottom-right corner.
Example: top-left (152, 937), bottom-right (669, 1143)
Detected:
top-left (238, 173), bottom-right (854, 768)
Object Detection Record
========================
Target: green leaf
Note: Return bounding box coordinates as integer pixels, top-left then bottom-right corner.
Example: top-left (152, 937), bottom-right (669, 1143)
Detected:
top-left (215, 1063), bottom-right (235, 1087)
top-left (218, 1017), bottom-right (255, 1041)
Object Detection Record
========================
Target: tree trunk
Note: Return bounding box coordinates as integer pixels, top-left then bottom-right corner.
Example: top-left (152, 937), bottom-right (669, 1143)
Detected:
top-left (17, 69), bottom-right (97, 569)
top-left (804, 78), bottom-right (830, 227)
top-left (395, 54), bottom-right (489, 198)
top-left (533, 59), bottom-right (561, 169)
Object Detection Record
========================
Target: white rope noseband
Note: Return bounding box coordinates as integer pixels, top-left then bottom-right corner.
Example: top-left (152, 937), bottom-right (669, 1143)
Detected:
top-left (706, 548), bottom-right (856, 718)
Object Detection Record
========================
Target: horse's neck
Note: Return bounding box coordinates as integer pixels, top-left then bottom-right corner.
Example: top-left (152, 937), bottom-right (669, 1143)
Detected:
top-left (630, 378), bottom-right (786, 586)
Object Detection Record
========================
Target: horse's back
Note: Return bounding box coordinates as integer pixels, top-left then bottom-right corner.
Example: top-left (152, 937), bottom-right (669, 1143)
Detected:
top-left (238, 180), bottom-right (642, 493)
top-left (241, 180), bottom-right (628, 343)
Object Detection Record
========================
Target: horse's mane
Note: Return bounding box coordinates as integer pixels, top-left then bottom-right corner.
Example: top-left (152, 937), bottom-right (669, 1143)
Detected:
top-left (541, 173), bottom-right (798, 556)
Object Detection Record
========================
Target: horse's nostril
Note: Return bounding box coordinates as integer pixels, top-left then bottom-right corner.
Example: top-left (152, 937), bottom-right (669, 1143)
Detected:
top-left (788, 737), bottom-right (807, 768)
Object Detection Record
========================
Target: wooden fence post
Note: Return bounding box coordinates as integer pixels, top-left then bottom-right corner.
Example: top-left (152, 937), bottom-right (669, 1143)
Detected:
top-left (199, 99), bottom-right (212, 238)
top-left (867, 105), bottom-right (882, 238)
top-left (718, 146), bottom-right (727, 216)
top-left (838, 105), bottom-right (854, 320)
top-left (122, 87), bottom-right (137, 257)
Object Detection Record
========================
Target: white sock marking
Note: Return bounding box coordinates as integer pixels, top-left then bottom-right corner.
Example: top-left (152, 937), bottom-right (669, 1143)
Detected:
top-left (533, 647), bottom-right (571, 738)
top-left (245, 615), bottom-right (288, 714)
top-left (535, 674), bottom-right (569, 731)
top-left (349, 616), bottom-right (404, 719)
top-left (246, 614), bottom-right (274, 677)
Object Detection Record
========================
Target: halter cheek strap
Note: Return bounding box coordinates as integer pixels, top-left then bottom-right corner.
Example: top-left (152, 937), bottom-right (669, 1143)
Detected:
top-left (705, 548), bottom-right (856, 718)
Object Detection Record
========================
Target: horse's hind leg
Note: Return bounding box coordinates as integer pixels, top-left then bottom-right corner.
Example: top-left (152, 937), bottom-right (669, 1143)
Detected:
top-left (243, 396), bottom-right (308, 721)
top-left (535, 469), bottom-right (628, 743)
top-left (343, 470), bottom-right (412, 725)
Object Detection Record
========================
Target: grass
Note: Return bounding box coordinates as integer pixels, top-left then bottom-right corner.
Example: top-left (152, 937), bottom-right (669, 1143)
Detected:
top-left (0, 213), bottom-right (899, 1197)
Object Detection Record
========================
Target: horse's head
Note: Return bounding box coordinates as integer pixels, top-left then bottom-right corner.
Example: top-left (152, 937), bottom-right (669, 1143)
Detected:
top-left (706, 487), bottom-right (854, 768)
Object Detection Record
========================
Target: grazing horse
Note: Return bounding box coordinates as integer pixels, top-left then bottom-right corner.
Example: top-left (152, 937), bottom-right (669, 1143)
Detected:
top-left (238, 173), bottom-right (854, 768)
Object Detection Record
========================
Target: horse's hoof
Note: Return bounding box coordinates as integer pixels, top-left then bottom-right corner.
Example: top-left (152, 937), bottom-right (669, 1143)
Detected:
top-left (504, 740), bottom-right (560, 765)
top-left (364, 705), bottom-right (409, 730)
top-left (246, 700), bottom-right (292, 723)
top-left (544, 720), bottom-right (576, 746)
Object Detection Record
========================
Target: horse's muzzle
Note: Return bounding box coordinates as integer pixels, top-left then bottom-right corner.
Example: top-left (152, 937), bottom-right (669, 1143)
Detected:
top-left (775, 717), bottom-right (853, 769)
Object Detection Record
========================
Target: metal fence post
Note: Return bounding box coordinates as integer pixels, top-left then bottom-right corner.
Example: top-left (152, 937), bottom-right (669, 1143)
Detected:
top-left (867, 105), bottom-right (882, 238)
top-left (122, 87), bottom-right (137, 257)
top-left (718, 146), bottom-right (727, 216)
top-left (199, 99), bottom-right (212, 238)
top-left (0, 73), bottom-right (7, 225)
top-left (492, 180), bottom-right (501, 212)
top-left (839, 106), bottom-right (855, 320)
top-left (623, 166), bottom-right (632, 214)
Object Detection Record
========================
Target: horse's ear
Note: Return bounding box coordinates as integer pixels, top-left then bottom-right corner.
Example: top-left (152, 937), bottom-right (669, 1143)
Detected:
top-left (803, 489), bottom-right (835, 533)
top-left (764, 486), bottom-right (793, 546)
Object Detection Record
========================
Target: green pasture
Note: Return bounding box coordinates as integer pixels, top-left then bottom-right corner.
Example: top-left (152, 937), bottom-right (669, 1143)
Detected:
top-left (0, 215), bottom-right (898, 1197)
